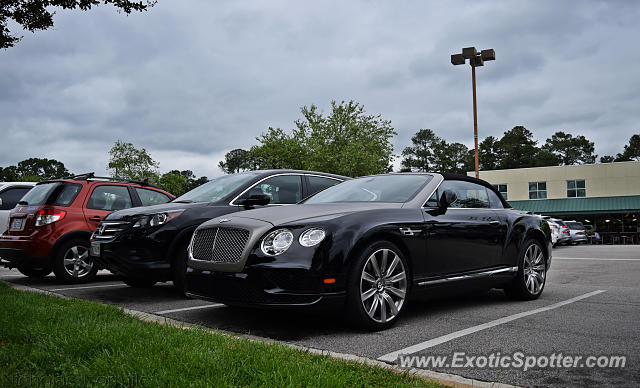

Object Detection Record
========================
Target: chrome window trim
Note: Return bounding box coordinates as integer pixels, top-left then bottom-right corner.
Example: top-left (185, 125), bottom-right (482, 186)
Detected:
top-left (417, 266), bottom-right (518, 286)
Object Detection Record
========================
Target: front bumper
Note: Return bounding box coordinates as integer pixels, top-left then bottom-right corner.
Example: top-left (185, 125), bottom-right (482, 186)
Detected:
top-left (92, 239), bottom-right (171, 281)
top-left (185, 267), bottom-right (345, 307)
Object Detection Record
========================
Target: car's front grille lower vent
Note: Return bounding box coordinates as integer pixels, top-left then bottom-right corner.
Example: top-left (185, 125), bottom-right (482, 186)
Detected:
top-left (92, 221), bottom-right (130, 240)
top-left (191, 227), bottom-right (250, 263)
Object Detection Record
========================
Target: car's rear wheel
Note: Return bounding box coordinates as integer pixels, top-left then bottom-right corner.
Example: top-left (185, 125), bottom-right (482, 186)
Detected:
top-left (346, 241), bottom-right (409, 331)
top-left (17, 264), bottom-right (52, 278)
top-left (53, 238), bottom-right (98, 283)
top-left (123, 277), bottom-right (157, 288)
top-left (505, 239), bottom-right (547, 300)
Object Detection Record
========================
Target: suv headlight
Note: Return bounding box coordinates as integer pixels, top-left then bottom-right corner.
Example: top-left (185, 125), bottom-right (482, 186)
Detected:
top-left (133, 210), bottom-right (184, 228)
top-left (299, 228), bottom-right (326, 247)
top-left (261, 229), bottom-right (294, 256)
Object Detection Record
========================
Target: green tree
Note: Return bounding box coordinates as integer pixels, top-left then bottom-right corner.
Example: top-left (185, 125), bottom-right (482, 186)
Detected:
top-left (1, 0), bottom-right (156, 49)
top-left (541, 131), bottom-right (596, 165)
top-left (16, 158), bottom-right (70, 180)
top-left (600, 155), bottom-right (615, 163)
top-left (157, 172), bottom-right (188, 197)
top-left (617, 133), bottom-right (640, 161)
top-left (400, 129), bottom-right (439, 172)
top-left (1, 158), bottom-right (70, 181)
top-left (430, 140), bottom-right (469, 174)
top-left (478, 136), bottom-right (503, 170)
top-left (107, 140), bottom-right (159, 182)
top-left (247, 101), bottom-right (396, 177)
top-left (497, 126), bottom-right (539, 169)
top-left (218, 149), bottom-right (251, 173)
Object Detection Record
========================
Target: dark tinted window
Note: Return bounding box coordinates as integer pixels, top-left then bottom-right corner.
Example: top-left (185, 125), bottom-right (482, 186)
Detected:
top-left (306, 175), bottom-right (432, 204)
top-left (19, 182), bottom-right (82, 207)
top-left (307, 176), bottom-right (342, 197)
top-left (0, 187), bottom-right (31, 210)
top-left (136, 188), bottom-right (171, 206)
top-left (88, 186), bottom-right (133, 211)
top-left (437, 180), bottom-right (490, 209)
top-left (241, 175), bottom-right (303, 204)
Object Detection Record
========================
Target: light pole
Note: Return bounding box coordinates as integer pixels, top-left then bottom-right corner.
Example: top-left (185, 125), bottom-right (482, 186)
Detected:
top-left (451, 47), bottom-right (495, 178)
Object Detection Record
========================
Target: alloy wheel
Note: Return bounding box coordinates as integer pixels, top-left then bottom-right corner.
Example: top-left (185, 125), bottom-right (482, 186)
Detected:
top-left (523, 243), bottom-right (546, 294)
top-left (62, 245), bottom-right (93, 279)
top-left (360, 248), bottom-right (407, 324)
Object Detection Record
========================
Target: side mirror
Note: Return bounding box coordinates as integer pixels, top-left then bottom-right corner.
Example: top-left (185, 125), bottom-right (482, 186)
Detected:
top-left (439, 189), bottom-right (458, 210)
top-left (236, 194), bottom-right (271, 208)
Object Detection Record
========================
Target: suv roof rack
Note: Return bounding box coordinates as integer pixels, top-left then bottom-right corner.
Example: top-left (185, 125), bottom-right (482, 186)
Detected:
top-left (62, 172), bottom-right (160, 189)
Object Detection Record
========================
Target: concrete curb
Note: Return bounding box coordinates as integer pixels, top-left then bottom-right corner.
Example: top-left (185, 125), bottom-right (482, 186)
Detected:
top-left (4, 281), bottom-right (517, 388)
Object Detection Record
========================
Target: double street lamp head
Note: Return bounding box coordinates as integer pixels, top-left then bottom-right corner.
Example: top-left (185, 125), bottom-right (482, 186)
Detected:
top-left (451, 47), bottom-right (495, 67)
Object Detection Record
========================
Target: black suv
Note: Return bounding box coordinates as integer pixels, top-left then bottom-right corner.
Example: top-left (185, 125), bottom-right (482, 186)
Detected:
top-left (90, 170), bottom-right (347, 292)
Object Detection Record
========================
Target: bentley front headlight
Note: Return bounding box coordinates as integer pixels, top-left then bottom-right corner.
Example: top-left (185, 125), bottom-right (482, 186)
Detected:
top-left (261, 229), bottom-right (294, 256)
top-left (299, 228), bottom-right (326, 247)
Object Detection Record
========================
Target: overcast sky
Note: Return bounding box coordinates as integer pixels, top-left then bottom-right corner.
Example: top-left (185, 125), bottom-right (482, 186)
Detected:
top-left (1, 0), bottom-right (638, 178)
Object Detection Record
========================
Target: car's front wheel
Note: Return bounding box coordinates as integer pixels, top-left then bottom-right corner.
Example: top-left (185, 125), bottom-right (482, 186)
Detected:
top-left (346, 241), bottom-right (409, 331)
top-left (53, 239), bottom-right (98, 283)
top-left (505, 239), bottom-right (547, 300)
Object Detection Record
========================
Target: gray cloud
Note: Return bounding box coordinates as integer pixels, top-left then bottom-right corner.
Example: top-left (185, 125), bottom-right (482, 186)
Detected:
top-left (1, 0), bottom-right (638, 178)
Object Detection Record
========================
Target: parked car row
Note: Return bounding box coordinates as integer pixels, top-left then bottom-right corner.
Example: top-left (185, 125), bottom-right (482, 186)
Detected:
top-left (542, 217), bottom-right (590, 246)
top-left (0, 171), bottom-right (553, 330)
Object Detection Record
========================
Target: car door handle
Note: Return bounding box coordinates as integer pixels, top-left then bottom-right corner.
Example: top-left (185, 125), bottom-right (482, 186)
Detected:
top-left (89, 216), bottom-right (102, 221)
top-left (489, 220), bottom-right (500, 226)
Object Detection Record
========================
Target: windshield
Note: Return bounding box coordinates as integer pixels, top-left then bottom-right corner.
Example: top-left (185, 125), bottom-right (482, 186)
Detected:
top-left (305, 174), bottom-right (432, 204)
top-left (173, 172), bottom-right (263, 203)
top-left (20, 182), bottom-right (82, 207)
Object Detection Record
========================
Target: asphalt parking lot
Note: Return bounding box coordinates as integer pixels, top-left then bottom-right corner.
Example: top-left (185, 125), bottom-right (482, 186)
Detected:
top-left (2, 245), bottom-right (639, 387)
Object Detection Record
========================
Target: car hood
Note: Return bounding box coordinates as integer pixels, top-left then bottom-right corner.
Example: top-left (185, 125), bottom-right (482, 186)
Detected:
top-left (227, 202), bottom-right (402, 226)
top-left (105, 201), bottom-right (212, 220)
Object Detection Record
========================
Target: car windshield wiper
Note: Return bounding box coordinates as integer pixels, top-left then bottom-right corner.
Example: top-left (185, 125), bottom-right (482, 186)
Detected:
top-left (172, 200), bottom-right (194, 203)
top-left (17, 200), bottom-right (28, 206)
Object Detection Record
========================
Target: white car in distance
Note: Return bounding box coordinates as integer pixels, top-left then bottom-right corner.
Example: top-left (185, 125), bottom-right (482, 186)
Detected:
top-left (0, 182), bottom-right (36, 234)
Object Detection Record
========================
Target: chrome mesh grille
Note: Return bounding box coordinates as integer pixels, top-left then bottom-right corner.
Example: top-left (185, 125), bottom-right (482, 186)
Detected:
top-left (191, 227), bottom-right (250, 263)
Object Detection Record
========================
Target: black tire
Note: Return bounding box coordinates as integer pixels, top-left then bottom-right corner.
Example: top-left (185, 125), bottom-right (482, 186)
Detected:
top-left (17, 265), bottom-right (52, 278)
top-left (171, 241), bottom-right (189, 296)
top-left (52, 238), bottom-right (98, 284)
top-left (346, 241), bottom-right (410, 331)
top-left (123, 277), bottom-right (157, 288)
top-left (504, 239), bottom-right (547, 301)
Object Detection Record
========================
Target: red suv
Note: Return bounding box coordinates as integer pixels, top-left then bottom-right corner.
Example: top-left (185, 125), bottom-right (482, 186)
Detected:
top-left (0, 173), bottom-right (174, 283)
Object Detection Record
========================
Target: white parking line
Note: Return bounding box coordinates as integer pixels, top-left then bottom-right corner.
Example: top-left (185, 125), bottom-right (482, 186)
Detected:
top-left (554, 257), bottom-right (640, 261)
top-left (155, 304), bottom-right (224, 315)
top-left (49, 284), bottom-right (123, 292)
top-left (377, 290), bottom-right (606, 363)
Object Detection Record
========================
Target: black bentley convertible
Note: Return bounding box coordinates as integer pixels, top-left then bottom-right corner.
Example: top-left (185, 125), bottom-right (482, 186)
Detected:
top-left (185, 173), bottom-right (552, 330)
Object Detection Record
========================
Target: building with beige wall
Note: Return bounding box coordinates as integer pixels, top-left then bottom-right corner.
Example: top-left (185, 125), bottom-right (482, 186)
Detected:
top-left (467, 161), bottom-right (640, 237)
top-left (469, 161), bottom-right (640, 201)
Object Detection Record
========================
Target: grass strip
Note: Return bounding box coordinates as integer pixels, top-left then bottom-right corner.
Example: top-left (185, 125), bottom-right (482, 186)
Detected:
top-left (0, 282), bottom-right (443, 387)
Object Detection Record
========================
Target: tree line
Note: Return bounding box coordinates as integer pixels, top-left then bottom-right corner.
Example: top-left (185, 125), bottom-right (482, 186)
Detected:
top-left (0, 143), bottom-right (208, 197)
top-left (219, 100), bottom-right (640, 176)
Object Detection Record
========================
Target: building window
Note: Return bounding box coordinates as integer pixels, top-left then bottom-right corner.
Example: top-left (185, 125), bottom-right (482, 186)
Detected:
top-left (567, 179), bottom-right (586, 198)
top-left (528, 181), bottom-right (547, 199)
top-left (493, 184), bottom-right (508, 200)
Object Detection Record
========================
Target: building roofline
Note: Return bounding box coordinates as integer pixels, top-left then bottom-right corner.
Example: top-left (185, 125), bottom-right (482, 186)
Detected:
top-left (467, 160), bottom-right (640, 174)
